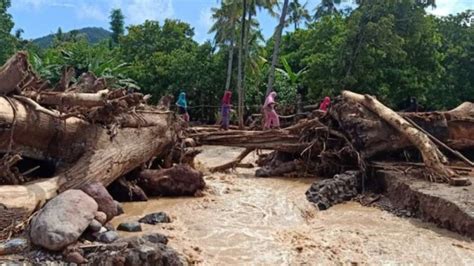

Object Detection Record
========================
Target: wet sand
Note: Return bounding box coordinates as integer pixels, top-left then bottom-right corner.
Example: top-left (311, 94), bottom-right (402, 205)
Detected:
top-left (112, 146), bottom-right (474, 265)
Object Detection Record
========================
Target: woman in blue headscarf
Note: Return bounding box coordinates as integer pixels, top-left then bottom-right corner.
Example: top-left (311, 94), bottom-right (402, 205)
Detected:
top-left (176, 92), bottom-right (189, 122)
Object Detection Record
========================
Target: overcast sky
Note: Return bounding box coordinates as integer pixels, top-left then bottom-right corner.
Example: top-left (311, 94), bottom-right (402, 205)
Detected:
top-left (9, 0), bottom-right (473, 42)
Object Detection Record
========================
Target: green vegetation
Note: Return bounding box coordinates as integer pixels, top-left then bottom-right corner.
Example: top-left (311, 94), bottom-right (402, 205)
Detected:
top-left (32, 27), bottom-right (112, 49)
top-left (1, 0), bottom-right (473, 121)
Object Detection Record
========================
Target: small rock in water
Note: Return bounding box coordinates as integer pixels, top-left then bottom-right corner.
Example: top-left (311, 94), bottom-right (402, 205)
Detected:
top-left (98, 231), bottom-right (119, 243)
top-left (143, 233), bottom-right (168, 245)
top-left (139, 212), bottom-right (171, 225)
top-left (65, 251), bottom-right (87, 264)
top-left (0, 238), bottom-right (28, 255)
top-left (117, 222), bottom-right (142, 232)
top-left (94, 211), bottom-right (107, 225)
top-left (88, 219), bottom-right (102, 232)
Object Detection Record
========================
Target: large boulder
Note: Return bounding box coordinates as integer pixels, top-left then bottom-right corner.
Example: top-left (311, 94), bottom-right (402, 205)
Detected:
top-left (137, 164), bottom-right (205, 196)
top-left (29, 189), bottom-right (98, 251)
top-left (81, 182), bottom-right (119, 221)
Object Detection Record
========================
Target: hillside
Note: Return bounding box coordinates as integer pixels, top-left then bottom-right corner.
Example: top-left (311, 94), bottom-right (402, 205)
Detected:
top-left (33, 27), bottom-right (112, 48)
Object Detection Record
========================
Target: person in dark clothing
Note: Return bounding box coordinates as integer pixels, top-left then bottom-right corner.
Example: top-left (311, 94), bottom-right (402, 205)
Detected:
top-left (404, 97), bottom-right (425, 112)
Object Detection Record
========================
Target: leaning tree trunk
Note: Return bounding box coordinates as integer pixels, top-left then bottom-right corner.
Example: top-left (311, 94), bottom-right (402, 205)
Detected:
top-left (341, 91), bottom-right (456, 182)
top-left (0, 99), bottom-right (176, 216)
top-left (225, 21), bottom-right (236, 91)
top-left (265, 0), bottom-right (290, 96)
top-left (240, 0), bottom-right (253, 123)
top-left (237, 0), bottom-right (247, 129)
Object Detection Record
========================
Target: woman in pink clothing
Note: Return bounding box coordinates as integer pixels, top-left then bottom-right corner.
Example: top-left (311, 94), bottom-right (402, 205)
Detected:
top-left (263, 91), bottom-right (280, 129)
top-left (319, 96), bottom-right (331, 112)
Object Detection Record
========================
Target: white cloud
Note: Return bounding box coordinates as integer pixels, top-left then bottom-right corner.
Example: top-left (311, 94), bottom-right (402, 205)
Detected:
top-left (426, 0), bottom-right (473, 16)
top-left (76, 3), bottom-right (108, 21)
top-left (199, 7), bottom-right (214, 29)
top-left (14, 0), bottom-right (175, 24)
top-left (13, 0), bottom-right (75, 9)
top-left (123, 0), bottom-right (175, 24)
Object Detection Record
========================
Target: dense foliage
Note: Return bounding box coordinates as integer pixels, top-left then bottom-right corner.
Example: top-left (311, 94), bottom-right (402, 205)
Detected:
top-left (0, 1), bottom-right (473, 121)
top-left (32, 27), bottom-right (112, 49)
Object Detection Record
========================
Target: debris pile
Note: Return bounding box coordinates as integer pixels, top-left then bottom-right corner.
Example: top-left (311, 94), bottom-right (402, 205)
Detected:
top-left (191, 88), bottom-right (474, 210)
top-left (0, 52), bottom-right (201, 263)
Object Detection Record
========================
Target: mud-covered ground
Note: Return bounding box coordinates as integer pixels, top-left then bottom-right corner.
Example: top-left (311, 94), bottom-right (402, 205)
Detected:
top-left (112, 146), bottom-right (474, 265)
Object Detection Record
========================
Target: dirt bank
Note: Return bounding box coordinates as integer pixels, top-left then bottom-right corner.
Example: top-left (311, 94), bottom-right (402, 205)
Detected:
top-left (376, 170), bottom-right (474, 238)
top-left (111, 146), bottom-right (474, 265)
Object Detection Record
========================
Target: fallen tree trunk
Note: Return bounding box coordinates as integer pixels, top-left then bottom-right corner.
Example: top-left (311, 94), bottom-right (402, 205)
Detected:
top-left (331, 97), bottom-right (474, 158)
top-left (23, 90), bottom-right (110, 108)
top-left (0, 102), bottom-right (176, 215)
top-left (209, 148), bottom-right (254, 172)
top-left (190, 119), bottom-right (325, 153)
top-left (0, 97), bottom-right (90, 162)
top-left (341, 91), bottom-right (455, 182)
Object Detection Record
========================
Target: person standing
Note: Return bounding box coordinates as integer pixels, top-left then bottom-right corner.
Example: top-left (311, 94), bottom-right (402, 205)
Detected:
top-left (176, 92), bottom-right (190, 122)
top-left (220, 90), bottom-right (232, 130)
top-left (263, 91), bottom-right (280, 129)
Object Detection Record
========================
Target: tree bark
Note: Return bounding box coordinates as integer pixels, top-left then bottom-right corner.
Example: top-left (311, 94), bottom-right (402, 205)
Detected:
top-left (237, 0), bottom-right (247, 129)
top-left (225, 21), bottom-right (236, 91)
top-left (266, 0), bottom-right (290, 96)
top-left (23, 90), bottom-right (110, 108)
top-left (341, 91), bottom-right (456, 182)
top-left (0, 52), bottom-right (29, 95)
top-left (0, 99), bottom-right (176, 214)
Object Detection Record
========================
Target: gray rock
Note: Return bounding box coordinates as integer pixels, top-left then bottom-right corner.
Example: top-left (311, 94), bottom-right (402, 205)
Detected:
top-left (0, 238), bottom-right (28, 255)
top-left (120, 233), bottom-right (168, 248)
top-left (94, 211), bottom-right (107, 225)
top-left (139, 212), bottom-right (171, 225)
top-left (29, 189), bottom-right (98, 251)
top-left (88, 219), bottom-right (102, 232)
top-left (143, 233), bottom-right (168, 245)
top-left (125, 242), bottom-right (184, 266)
top-left (81, 182), bottom-right (118, 222)
top-left (117, 222), bottom-right (142, 232)
top-left (98, 231), bottom-right (119, 243)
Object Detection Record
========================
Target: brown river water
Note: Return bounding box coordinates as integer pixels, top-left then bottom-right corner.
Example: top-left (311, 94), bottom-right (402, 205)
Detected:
top-left (112, 146), bottom-right (474, 265)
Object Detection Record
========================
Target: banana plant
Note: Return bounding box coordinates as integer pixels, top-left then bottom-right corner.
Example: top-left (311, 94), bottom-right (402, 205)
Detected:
top-left (275, 57), bottom-right (307, 86)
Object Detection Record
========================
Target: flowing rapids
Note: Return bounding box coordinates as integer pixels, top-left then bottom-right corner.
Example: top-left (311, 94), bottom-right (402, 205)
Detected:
top-left (112, 146), bottom-right (474, 265)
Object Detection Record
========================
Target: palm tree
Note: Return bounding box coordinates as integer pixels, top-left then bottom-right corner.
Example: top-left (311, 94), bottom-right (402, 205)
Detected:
top-left (314, 0), bottom-right (342, 20)
top-left (209, 0), bottom-right (240, 91)
top-left (237, 0), bottom-right (277, 128)
top-left (236, 0), bottom-right (247, 128)
top-left (266, 0), bottom-right (290, 96)
top-left (288, 0), bottom-right (311, 30)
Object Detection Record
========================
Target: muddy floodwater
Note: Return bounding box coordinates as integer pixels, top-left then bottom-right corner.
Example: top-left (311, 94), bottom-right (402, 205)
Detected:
top-left (112, 146), bottom-right (474, 265)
